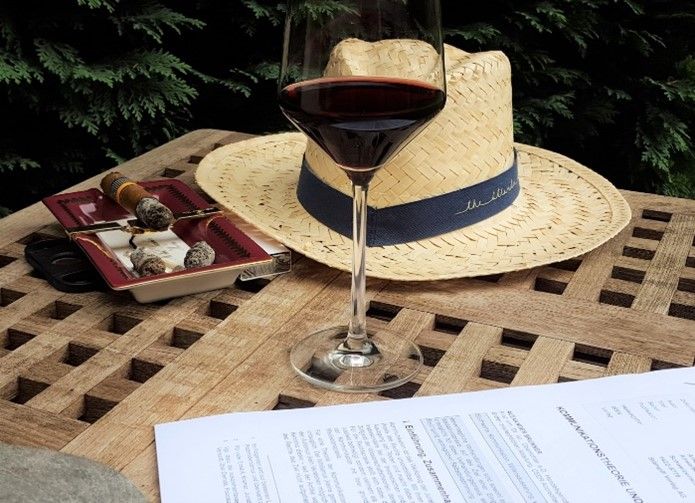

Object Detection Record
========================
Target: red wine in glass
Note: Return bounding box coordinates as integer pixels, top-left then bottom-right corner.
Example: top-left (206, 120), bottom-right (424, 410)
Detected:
top-left (282, 0), bottom-right (446, 393)
top-left (279, 76), bottom-right (445, 173)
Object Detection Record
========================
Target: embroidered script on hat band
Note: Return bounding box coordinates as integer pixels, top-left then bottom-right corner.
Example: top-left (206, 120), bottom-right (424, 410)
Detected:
top-left (454, 178), bottom-right (519, 215)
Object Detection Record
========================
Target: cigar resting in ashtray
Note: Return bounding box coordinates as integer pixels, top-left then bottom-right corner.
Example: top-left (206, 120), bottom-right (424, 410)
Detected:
top-left (65, 207), bottom-right (222, 236)
top-left (64, 172), bottom-right (222, 236)
top-left (101, 172), bottom-right (174, 229)
top-left (66, 172), bottom-right (220, 277)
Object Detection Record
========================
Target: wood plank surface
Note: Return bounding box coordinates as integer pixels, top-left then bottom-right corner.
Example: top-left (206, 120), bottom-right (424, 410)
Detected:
top-left (0, 129), bottom-right (693, 502)
top-left (631, 214), bottom-right (695, 313)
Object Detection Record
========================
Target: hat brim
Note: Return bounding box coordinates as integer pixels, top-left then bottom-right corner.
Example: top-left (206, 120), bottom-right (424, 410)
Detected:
top-left (196, 133), bottom-right (631, 281)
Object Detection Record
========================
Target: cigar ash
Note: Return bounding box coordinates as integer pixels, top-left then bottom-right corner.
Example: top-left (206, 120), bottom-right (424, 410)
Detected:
top-left (97, 220), bottom-right (194, 277)
top-left (135, 197), bottom-right (175, 231)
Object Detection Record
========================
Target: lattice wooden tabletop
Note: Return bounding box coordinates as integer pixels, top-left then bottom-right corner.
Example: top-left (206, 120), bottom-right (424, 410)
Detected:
top-left (0, 130), bottom-right (693, 502)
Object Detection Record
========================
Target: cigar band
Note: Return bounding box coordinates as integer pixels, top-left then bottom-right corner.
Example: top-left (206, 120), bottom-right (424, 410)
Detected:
top-left (105, 175), bottom-right (129, 198)
top-left (114, 180), bottom-right (138, 203)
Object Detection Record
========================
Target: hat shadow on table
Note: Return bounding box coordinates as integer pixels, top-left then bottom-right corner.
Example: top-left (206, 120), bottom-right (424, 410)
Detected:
top-left (196, 39), bottom-right (631, 281)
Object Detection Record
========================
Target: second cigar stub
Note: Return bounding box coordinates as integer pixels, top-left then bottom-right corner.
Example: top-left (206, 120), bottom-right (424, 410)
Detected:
top-left (98, 224), bottom-right (191, 277)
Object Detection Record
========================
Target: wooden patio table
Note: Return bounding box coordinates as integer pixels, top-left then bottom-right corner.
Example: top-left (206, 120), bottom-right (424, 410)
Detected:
top-left (0, 130), bottom-right (694, 501)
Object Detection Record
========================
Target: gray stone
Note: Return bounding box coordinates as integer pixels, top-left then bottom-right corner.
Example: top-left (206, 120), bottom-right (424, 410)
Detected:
top-left (0, 442), bottom-right (147, 503)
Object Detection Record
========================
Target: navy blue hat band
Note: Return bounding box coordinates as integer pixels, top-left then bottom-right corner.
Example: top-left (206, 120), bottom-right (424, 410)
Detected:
top-left (296, 152), bottom-right (520, 247)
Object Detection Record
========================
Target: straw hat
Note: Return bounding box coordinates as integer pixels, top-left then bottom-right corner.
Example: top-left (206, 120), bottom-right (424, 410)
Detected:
top-left (196, 40), bottom-right (631, 281)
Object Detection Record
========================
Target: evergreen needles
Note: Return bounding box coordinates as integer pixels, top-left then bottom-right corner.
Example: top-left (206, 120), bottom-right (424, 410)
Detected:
top-left (1, 0), bottom-right (693, 215)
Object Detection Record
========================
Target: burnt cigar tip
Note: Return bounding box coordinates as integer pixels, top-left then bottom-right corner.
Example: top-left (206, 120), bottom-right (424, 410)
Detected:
top-left (135, 197), bottom-right (175, 231)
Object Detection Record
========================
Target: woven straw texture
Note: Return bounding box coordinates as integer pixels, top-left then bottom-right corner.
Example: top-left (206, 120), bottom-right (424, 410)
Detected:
top-left (196, 132), bottom-right (631, 280)
top-left (307, 42), bottom-right (514, 208)
top-left (197, 41), bottom-right (631, 280)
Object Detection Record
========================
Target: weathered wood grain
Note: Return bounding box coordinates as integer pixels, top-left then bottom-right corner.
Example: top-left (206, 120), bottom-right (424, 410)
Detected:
top-left (0, 130), bottom-right (692, 503)
top-left (632, 214), bottom-right (695, 314)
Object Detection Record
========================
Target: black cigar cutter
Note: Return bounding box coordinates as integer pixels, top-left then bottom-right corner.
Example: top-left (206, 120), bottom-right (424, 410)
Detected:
top-left (24, 239), bottom-right (104, 293)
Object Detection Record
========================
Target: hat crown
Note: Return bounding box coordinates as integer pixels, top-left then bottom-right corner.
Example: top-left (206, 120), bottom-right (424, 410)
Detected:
top-left (305, 40), bottom-right (515, 208)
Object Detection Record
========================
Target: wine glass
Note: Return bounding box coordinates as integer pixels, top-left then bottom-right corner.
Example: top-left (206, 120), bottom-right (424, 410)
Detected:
top-left (279, 0), bottom-right (446, 392)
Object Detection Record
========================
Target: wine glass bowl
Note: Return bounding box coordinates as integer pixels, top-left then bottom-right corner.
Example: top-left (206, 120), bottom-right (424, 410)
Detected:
top-left (280, 0), bottom-right (446, 392)
top-left (279, 37), bottom-right (446, 176)
top-left (279, 74), bottom-right (445, 174)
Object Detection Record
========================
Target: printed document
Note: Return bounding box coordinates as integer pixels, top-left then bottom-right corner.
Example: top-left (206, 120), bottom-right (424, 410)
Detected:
top-left (155, 367), bottom-right (695, 502)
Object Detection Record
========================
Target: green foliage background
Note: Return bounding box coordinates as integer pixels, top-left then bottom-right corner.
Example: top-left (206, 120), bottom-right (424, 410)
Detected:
top-left (2, 0), bottom-right (694, 216)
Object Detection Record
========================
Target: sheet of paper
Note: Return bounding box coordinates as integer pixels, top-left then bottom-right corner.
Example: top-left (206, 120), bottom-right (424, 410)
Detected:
top-left (155, 367), bottom-right (695, 503)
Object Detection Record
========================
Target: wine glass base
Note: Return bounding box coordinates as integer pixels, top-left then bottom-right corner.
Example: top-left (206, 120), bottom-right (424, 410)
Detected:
top-left (290, 326), bottom-right (423, 393)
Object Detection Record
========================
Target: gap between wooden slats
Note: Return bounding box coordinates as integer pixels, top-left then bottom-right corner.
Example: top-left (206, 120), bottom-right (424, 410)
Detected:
top-left (416, 322), bottom-right (502, 396)
top-left (563, 218), bottom-right (635, 301)
top-left (632, 214), bottom-right (695, 314)
top-left (91, 268), bottom-right (361, 500)
top-left (186, 272), bottom-right (386, 417)
top-left (26, 294), bottom-right (213, 416)
top-left (60, 261), bottom-right (341, 471)
top-left (375, 284), bottom-right (694, 366)
top-left (0, 287), bottom-right (64, 335)
top-left (0, 295), bottom-right (115, 393)
top-left (511, 337), bottom-right (574, 386)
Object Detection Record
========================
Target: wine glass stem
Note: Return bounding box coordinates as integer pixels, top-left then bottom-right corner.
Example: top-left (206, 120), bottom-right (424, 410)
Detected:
top-left (347, 181), bottom-right (369, 349)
